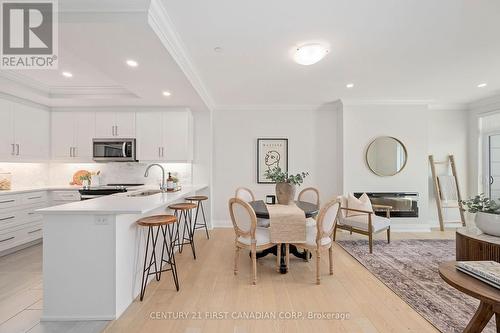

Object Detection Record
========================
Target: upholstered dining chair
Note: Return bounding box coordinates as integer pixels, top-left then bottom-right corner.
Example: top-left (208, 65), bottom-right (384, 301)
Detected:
top-left (235, 187), bottom-right (255, 202)
top-left (298, 187), bottom-right (320, 209)
top-left (334, 194), bottom-right (391, 253)
top-left (228, 197), bottom-right (276, 285)
top-left (235, 187), bottom-right (269, 228)
top-left (290, 199), bottom-right (341, 285)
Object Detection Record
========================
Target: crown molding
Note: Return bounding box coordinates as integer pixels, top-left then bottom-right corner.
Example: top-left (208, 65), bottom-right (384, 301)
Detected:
top-left (49, 86), bottom-right (137, 99)
top-left (148, 0), bottom-right (215, 110)
top-left (341, 99), bottom-right (436, 106)
top-left (0, 71), bottom-right (50, 97)
top-left (214, 104), bottom-right (323, 112)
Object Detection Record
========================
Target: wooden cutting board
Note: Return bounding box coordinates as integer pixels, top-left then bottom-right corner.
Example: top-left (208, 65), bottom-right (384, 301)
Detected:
top-left (70, 170), bottom-right (91, 185)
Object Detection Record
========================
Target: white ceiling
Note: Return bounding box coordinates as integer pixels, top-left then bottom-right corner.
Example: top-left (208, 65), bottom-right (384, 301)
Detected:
top-left (162, 0), bottom-right (500, 107)
top-left (0, 6), bottom-right (208, 111)
top-left (1, 0), bottom-right (499, 110)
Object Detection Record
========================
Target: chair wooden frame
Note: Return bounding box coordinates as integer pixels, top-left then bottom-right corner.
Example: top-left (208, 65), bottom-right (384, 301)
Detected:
top-left (235, 187), bottom-right (256, 202)
top-left (228, 197), bottom-right (276, 285)
top-left (298, 187), bottom-right (320, 208)
top-left (291, 199), bottom-right (341, 285)
top-left (333, 201), bottom-right (391, 254)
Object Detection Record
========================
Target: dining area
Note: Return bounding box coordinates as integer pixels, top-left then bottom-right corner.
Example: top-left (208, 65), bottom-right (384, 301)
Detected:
top-left (229, 185), bottom-right (340, 285)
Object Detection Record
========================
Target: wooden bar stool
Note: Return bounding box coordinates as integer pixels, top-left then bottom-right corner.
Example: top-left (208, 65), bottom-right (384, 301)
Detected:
top-left (137, 214), bottom-right (179, 301)
top-left (168, 202), bottom-right (198, 259)
top-left (186, 195), bottom-right (210, 239)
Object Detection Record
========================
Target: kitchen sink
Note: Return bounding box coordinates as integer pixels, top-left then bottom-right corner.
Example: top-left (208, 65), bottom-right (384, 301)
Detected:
top-left (127, 190), bottom-right (163, 197)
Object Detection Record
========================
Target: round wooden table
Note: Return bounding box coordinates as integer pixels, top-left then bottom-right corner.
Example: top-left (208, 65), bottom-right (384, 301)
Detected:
top-left (439, 261), bottom-right (500, 332)
top-left (248, 200), bottom-right (319, 274)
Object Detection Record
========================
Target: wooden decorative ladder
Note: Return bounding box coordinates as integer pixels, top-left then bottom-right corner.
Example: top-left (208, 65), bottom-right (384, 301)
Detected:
top-left (429, 154), bottom-right (466, 231)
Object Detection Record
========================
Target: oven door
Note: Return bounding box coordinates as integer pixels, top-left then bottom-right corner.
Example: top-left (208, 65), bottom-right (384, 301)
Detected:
top-left (93, 139), bottom-right (136, 162)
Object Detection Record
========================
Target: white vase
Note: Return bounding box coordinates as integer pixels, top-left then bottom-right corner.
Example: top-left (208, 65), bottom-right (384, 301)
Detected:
top-left (475, 212), bottom-right (500, 236)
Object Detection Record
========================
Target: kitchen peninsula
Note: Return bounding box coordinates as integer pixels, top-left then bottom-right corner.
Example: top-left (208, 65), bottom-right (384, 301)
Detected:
top-left (38, 184), bottom-right (208, 321)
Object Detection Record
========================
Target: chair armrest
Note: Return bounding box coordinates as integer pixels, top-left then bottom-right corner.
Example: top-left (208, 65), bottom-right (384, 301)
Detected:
top-left (372, 204), bottom-right (392, 210)
top-left (340, 207), bottom-right (373, 215)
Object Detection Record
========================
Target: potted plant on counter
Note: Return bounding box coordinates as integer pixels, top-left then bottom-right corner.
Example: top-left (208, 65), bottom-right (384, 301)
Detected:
top-left (265, 167), bottom-right (309, 205)
top-left (461, 194), bottom-right (500, 236)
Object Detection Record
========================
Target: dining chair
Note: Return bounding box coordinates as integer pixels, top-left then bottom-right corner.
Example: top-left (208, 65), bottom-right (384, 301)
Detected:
top-left (235, 187), bottom-right (255, 202)
top-left (228, 197), bottom-right (276, 285)
top-left (298, 187), bottom-right (320, 209)
top-left (290, 199), bottom-right (341, 285)
top-left (235, 187), bottom-right (269, 228)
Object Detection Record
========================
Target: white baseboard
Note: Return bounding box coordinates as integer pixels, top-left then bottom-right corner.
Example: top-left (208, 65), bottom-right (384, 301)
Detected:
top-left (41, 315), bottom-right (114, 321)
top-left (212, 220), bottom-right (233, 228)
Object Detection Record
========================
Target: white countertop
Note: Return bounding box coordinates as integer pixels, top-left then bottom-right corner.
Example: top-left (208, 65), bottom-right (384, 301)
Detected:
top-left (37, 184), bottom-right (208, 215)
top-left (0, 185), bottom-right (82, 195)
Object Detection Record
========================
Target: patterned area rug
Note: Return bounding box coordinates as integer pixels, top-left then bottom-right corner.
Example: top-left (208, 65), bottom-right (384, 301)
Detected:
top-left (337, 239), bottom-right (495, 333)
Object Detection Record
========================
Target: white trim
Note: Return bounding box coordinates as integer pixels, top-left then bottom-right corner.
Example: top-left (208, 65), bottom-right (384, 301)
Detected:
top-left (0, 91), bottom-right (49, 110)
top-left (342, 99), bottom-right (436, 106)
top-left (468, 93), bottom-right (500, 111)
top-left (212, 220), bottom-right (233, 228)
top-left (147, 0), bottom-right (215, 110)
top-left (50, 86), bottom-right (137, 99)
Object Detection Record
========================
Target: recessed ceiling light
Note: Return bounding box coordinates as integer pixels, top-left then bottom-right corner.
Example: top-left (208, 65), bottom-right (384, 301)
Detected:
top-left (346, 83), bottom-right (354, 88)
top-left (61, 71), bottom-right (73, 78)
top-left (126, 59), bottom-right (138, 67)
top-left (162, 91), bottom-right (172, 97)
top-left (293, 43), bottom-right (329, 66)
top-left (477, 83), bottom-right (488, 88)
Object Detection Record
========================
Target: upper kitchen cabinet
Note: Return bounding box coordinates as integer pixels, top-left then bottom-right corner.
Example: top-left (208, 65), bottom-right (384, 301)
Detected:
top-left (0, 99), bottom-right (49, 161)
top-left (136, 109), bottom-right (193, 162)
top-left (51, 111), bottom-right (95, 161)
top-left (95, 111), bottom-right (135, 138)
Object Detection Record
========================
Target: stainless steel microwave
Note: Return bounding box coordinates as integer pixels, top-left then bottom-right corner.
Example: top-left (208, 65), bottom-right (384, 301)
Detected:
top-left (92, 139), bottom-right (136, 162)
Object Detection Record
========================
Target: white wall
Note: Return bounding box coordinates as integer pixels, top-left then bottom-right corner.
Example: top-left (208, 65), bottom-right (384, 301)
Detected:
top-left (342, 104), bottom-right (469, 229)
top-left (212, 105), bottom-right (342, 226)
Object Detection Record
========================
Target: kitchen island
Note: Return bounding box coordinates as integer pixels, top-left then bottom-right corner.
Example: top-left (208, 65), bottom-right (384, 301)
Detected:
top-left (38, 184), bottom-right (209, 321)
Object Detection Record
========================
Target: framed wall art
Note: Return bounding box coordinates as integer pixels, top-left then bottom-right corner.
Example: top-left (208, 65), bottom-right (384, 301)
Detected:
top-left (257, 138), bottom-right (288, 183)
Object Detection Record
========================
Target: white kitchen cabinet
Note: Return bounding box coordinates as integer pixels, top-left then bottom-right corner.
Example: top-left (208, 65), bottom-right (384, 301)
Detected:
top-left (51, 111), bottom-right (95, 161)
top-left (163, 111), bottom-right (193, 161)
top-left (0, 191), bottom-right (48, 254)
top-left (0, 99), bottom-right (49, 161)
top-left (0, 99), bottom-right (14, 160)
top-left (136, 111), bottom-right (164, 161)
top-left (136, 110), bottom-right (193, 162)
top-left (95, 111), bottom-right (135, 138)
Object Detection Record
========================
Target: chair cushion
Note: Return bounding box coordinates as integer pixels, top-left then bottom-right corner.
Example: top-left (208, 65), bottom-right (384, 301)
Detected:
top-left (339, 214), bottom-right (390, 233)
top-left (305, 217), bottom-right (316, 228)
top-left (305, 223), bottom-right (331, 247)
top-left (347, 193), bottom-right (373, 217)
top-left (238, 227), bottom-right (271, 246)
top-left (257, 218), bottom-right (270, 228)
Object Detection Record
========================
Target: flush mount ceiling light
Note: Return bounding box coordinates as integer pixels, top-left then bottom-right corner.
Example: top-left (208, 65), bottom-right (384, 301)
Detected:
top-left (293, 43), bottom-right (329, 66)
top-left (477, 83), bottom-right (488, 88)
top-left (126, 59), bottom-right (138, 67)
top-left (162, 91), bottom-right (172, 97)
top-left (346, 83), bottom-right (354, 88)
top-left (61, 71), bottom-right (73, 78)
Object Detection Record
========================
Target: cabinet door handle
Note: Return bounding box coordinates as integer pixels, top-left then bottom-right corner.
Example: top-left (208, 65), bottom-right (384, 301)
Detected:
top-left (0, 236), bottom-right (14, 243)
top-left (0, 216), bottom-right (14, 221)
top-left (115, 125), bottom-right (118, 136)
top-left (16, 144), bottom-right (20, 156)
top-left (27, 196), bottom-right (42, 200)
top-left (11, 144), bottom-right (15, 155)
top-left (74, 147), bottom-right (78, 157)
top-left (162, 147), bottom-right (165, 157)
top-left (69, 147), bottom-right (72, 157)
top-left (28, 228), bottom-right (42, 234)
top-left (0, 199), bottom-right (15, 204)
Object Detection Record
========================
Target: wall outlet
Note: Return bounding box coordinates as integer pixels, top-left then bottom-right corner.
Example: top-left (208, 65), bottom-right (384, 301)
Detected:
top-left (94, 215), bottom-right (110, 225)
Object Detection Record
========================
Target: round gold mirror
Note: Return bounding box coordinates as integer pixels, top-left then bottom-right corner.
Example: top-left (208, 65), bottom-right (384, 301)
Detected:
top-left (366, 136), bottom-right (407, 176)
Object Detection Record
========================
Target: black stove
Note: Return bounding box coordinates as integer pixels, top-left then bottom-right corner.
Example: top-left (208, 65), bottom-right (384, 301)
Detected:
top-left (79, 184), bottom-right (144, 200)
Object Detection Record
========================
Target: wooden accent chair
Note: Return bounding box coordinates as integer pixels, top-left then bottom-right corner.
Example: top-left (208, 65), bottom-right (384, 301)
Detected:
top-left (228, 198), bottom-right (276, 285)
top-left (234, 187), bottom-right (269, 228)
top-left (290, 199), bottom-right (341, 285)
top-left (334, 195), bottom-right (391, 254)
top-left (298, 187), bottom-right (320, 209)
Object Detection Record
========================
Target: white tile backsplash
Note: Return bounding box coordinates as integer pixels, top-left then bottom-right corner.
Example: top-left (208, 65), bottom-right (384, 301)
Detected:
top-left (0, 162), bottom-right (192, 188)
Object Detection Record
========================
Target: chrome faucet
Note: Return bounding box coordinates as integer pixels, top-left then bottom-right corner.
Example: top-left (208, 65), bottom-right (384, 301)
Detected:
top-left (144, 164), bottom-right (167, 192)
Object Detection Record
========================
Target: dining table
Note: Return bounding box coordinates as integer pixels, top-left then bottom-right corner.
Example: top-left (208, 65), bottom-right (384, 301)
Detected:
top-left (248, 200), bottom-right (320, 274)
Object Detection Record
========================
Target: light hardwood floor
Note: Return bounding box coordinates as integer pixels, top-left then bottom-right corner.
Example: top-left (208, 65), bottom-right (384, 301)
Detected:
top-left (0, 229), bottom-right (456, 333)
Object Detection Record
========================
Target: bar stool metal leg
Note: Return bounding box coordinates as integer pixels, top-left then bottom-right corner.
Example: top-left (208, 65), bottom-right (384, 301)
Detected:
top-left (158, 224), bottom-right (179, 290)
top-left (192, 200), bottom-right (209, 239)
top-left (139, 226), bottom-right (160, 301)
